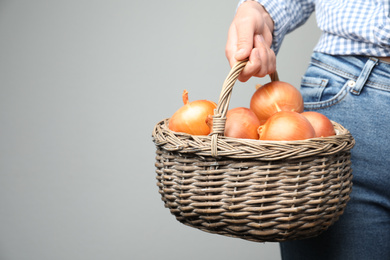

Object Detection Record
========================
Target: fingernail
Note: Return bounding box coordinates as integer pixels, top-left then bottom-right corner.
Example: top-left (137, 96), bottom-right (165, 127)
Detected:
top-left (235, 49), bottom-right (246, 59)
top-left (237, 49), bottom-right (245, 55)
top-left (257, 34), bottom-right (265, 42)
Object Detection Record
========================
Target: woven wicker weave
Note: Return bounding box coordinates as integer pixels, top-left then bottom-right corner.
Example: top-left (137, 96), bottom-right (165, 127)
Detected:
top-left (152, 61), bottom-right (355, 242)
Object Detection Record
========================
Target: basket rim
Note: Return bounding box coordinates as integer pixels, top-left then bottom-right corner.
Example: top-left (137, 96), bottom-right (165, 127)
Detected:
top-left (153, 60), bottom-right (354, 160)
top-left (152, 118), bottom-right (355, 161)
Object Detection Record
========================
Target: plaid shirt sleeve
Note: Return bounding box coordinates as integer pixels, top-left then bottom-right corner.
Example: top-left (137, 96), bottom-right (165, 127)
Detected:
top-left (237, 0), bottom-right (390, 57)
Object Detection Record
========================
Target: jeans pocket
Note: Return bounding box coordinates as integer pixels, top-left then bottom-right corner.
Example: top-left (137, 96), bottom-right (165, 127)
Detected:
top-left (301, 76), bottom-right (350, 110)
top-left (300, 76), bottom-right (329, 102)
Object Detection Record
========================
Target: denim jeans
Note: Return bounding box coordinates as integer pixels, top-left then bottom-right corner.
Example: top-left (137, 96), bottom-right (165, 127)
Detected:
top-left (280, 52), bottom-right (390, 260)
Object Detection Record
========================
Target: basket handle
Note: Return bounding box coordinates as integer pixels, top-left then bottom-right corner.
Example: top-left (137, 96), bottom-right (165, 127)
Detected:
top-left (210, 60), bottom-right (279, 157)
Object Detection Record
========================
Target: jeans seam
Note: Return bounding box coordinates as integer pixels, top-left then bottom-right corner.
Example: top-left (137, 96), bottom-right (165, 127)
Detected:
top-left (301, 77), bottom-right (329, 102)
top-left (304, 83), bottom-right (349, 110)
top-left (311, 58), bottom-right (390, 92)
top-left (311, 58), bottom-right (357, 80)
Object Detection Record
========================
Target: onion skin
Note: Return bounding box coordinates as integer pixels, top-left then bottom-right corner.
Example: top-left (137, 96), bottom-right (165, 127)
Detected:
top-left (168, 90), bottom-right (216, 135)
top-left (301, 111), bottom-right (336, 137)
top-left (224, 107), bottom-right (261, 139)
top-left (259, 111), bottom-right (316, 141)
top-left (250, 81), bottom-right (304, 124)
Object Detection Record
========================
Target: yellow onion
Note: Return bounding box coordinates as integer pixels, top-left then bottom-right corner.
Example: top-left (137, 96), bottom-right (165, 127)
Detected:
top-left (168, 90), bottom-right (216, 135)
top-left (259, 111), bottom-right (315, 141)
top-left (224, 107), bottom-right (261, 139)
top-left (250, 81), bottom-right (304, 124)
top-left (301, 111), bottom-right (336, 137)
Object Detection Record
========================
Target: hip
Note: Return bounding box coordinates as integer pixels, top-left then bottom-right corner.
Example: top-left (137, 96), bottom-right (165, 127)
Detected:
top-left (300, 52), bottom-right (390, 194)
top-left (300, 52), bottom-right (390, 110)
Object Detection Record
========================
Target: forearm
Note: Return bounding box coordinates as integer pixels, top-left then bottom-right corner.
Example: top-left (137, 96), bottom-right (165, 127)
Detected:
top-left (239, 1), bottom-right (274, 35)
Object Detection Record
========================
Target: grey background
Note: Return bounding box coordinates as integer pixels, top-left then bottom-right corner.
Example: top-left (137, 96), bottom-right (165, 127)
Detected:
top-left (0, 1), bottom-right (321, 260)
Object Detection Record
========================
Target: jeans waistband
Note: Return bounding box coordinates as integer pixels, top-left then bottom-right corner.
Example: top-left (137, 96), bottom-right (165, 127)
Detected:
top-left (311, 52), bottom-right (390, 92)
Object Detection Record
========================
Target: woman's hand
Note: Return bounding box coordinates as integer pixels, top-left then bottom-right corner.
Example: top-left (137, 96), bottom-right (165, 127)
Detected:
top-left (225, 1), bottom-right (276, 82)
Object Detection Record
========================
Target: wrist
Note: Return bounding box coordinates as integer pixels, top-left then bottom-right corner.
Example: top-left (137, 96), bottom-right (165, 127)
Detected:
top-left (240, 0), bottom-right (274, 32)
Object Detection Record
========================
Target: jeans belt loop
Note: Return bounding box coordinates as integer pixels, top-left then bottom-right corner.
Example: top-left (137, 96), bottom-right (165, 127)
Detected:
top-left (350, 57), bottom-right (379, 95)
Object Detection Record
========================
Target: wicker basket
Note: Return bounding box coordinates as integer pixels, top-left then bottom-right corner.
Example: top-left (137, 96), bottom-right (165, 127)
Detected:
top-left (152, 61), bottom-right (355, 242)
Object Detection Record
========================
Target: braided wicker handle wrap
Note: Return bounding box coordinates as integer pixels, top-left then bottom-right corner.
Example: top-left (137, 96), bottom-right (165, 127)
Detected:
top-left (210, 60), bottom-right (278, 157)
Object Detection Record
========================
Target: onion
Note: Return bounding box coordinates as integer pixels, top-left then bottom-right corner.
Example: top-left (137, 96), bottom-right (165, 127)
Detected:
top-left (258, 111), bottom-right (315, 141)
top-left (168, 90), bottom-right (216, 135)
top-left (224, 107), bottom-right (261, 139)
top-left (301, 111), bottom-right (336, 137)
top-left (250, 81), bottom-right (304, 124)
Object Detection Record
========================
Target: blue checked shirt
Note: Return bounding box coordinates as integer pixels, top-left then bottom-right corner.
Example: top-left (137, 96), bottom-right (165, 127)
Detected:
top-left (239, 0), bottom-right (390, 57)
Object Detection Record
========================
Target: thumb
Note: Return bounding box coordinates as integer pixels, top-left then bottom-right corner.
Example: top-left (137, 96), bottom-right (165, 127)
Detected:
top-left (234, 26), bottom-right (255, 61)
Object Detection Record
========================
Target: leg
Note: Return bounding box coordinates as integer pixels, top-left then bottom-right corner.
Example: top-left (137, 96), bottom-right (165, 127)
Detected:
top-left (280, 53), bottom-right (390, 260)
